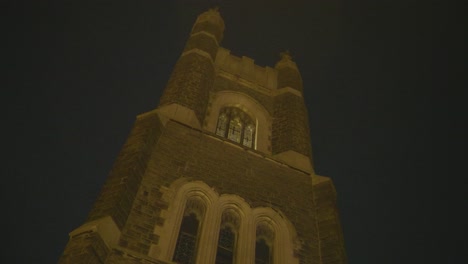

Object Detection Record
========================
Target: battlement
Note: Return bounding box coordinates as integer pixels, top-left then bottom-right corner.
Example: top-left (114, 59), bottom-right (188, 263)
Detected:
top-left (215, 47), bottom-right (278, 91)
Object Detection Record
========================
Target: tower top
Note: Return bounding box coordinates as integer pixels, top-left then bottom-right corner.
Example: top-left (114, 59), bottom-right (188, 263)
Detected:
top-left (280, 50), bottom-right (293, 61)
top-left (275, 50), bottom-right (299, 71)
top-left (194, 7), bottom-right (225, 30)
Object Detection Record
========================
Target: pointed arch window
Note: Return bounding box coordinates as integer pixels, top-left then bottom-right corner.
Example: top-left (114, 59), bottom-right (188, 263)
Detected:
top-left (158, 181), bottom-right (300, 263)
top-left (215, 107), bottom-right (256, 148)
top-left (215, 209), bottom-right (240, 264)
top-left (242, 124), bottom-right (254, 148)
top-left (173, 199), bottom-right (206, 264)
top-left (216, 226), bottom-right (236, 264)
top-left (228, 118), bottom-right (242, 143)
top-left (255, 223), bottom-right (274, 264)
top-left (216, 113), bottom-right (228, 137)
top-left (255, 238), bottom-right (271, 264)
top-left (173, 213), bottom-right (199, 264)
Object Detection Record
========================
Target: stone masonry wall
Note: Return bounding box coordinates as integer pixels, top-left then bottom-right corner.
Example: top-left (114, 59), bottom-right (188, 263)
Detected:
top-left (183, 33), bottom-right (219, 60)
top-left (158, 11), bottom-right (222, 125)
top-left (105, 248), bottom-right (170, 264)
top-left (191, 21), bottom-right (223, 43)
top-left (86, 112), bottom-right (163, 229)
top-left (272, 92), bottom-right (312, 156)
top-left (158, 52), bottom-right (215, 124)
top-left (313, 179), bottom-right (347, 264)
top-left (59, 231), bottom-right (109, 264)
top-left (277, 66), bottom-right (304, 92)
top-left (119, 119), bottom-right (321, 263)
top-left (60, 111), bottom-right (167, 263)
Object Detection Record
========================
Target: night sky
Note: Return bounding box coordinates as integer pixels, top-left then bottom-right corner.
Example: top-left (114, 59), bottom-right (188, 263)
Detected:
top-left (5, 0), bottom-right (463, 263)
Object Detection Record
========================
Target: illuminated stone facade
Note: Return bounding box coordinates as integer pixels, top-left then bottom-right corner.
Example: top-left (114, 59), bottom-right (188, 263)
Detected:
top-left (59, 8), bottom-right (346, 264)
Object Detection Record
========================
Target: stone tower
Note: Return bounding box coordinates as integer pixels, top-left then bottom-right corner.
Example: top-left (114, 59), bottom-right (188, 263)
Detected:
top-left (59, 8), bottom-right (346, 264)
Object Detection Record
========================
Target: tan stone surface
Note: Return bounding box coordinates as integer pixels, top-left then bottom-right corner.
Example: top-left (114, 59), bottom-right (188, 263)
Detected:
top-left (60, 8), bottom-right (346, 264)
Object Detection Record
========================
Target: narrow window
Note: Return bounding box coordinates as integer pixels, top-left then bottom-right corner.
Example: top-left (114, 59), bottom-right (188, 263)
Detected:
top-left (215, 209), bottom-right (240, 264)
top-left (173, 213), bottom-right (200, 264)
top-left (215, 226), bottom-right (235, 264)
top-left (255, 238), bottom-right (271, 264)
top-left (228, 118), bottom-right (242, 143)
top-left (242, 124), bottom-right (254, 148)
top-left (216, 113), bottom-right (228, 137)
top-left (255, 223), bottom-right (274, 264)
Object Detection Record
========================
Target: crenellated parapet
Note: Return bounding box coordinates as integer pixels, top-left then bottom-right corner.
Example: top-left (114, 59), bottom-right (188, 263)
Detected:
top-left (215, 47), bottom-right (278, 92)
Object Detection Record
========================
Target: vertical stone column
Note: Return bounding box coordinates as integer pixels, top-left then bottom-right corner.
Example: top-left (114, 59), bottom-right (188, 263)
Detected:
top-left (158, 8), bottom-right (225, 126)
top-left (272, 52), bottom-right (313, 172)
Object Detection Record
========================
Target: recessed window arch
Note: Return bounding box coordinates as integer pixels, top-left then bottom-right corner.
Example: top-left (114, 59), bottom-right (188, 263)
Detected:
top-left (216, 107), bottom-right (256, 148)
top-left (215, 209), bottom-right (241, 264)
top-left (205, 91), bottom-right (272, 153)
top-left (172, 198), bottom-right (206, 264)
top-left (152, 180), bottom-right (300, 264)
top-left (255, 222), bottom-right (275, 264)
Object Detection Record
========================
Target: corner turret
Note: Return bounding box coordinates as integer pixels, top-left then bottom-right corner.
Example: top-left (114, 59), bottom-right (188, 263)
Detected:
top-left (275, 51), bottom-right (303, 92)
top-left (272, 51), bottom-right (313, 172)
top-left (158, 8), bottom-right (225, 127)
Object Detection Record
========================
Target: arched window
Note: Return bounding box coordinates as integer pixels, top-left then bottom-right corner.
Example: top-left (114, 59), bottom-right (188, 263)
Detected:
top-left (215, 210), bottom-right (240, 264)
top-left (173, 199), bottom-right (206, 264)
top-left (216, 226), bottom-right (236, 263)
top-left (215, 107), bottom-right (256, 148)
top-left (228, 118), bottom-right (242, 143)
top-left (155, 180), bottom-right (300, 263)
top-left (216, 113), bottom-right (228, 137)
top-left (173, 213), bottom-right (199, 264)
top-left (255, 238), bottom-right (271, 264)
top-left (255, 223), bottom-right (274, 264)
top-left (243, 124), bottom-right (254, 148)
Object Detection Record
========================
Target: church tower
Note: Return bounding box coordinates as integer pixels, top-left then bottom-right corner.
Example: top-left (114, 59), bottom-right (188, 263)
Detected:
top-left (59, 8), bottom-right (346, 264)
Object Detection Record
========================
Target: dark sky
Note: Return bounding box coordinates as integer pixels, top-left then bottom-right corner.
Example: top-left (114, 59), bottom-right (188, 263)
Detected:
top-left (5, 0), bottom-right (464, 263)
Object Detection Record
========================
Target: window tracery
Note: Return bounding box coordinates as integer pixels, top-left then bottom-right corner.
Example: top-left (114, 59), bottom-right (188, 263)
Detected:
top-left (216, 113), bottom-right (228, 137)
top-left (173, 213), bottom-right (199, 264)
top-left (215, 107), bottom-right (256, 148)
top-left (216, 226), bottom-right (235, 264)
top-left (243, 124), bottom-right (254, 147)
top-left (255, 222), bottom-right (275, 264)
top-left (173, 198), bottom-right (206, 264)
top-left (215, 210), bottom-right (240, 264)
